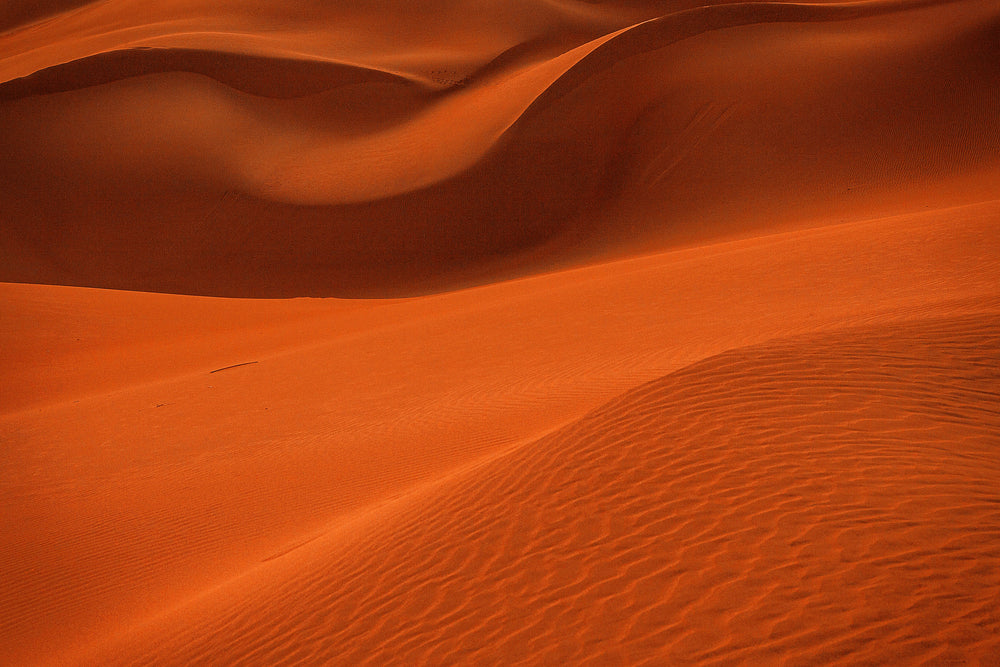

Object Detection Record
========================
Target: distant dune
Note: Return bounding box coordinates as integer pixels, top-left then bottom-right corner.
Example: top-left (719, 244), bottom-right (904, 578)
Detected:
top-left (2, 0), bottom-right (998, 295)
top-left (2, 0), bottom-right (998, 665)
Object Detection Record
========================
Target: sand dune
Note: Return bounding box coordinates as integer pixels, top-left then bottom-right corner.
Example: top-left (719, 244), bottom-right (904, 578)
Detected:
top-left (3, 203), bottom-right (999, 665)
top-left (2, 0), bottom-right (998, 295)
top-left (77, 311), bottom-right (1000, 666)
top-left (2, 0), bottom-right (999, 664)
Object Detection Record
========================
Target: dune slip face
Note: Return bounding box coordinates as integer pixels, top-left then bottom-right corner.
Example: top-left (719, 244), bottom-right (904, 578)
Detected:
top-left (2, 0), bottom-right (1000, 665)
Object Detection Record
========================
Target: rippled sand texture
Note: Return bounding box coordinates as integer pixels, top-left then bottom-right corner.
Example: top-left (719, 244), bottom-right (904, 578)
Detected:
top-left (2, 0), bottom-right (999, 665)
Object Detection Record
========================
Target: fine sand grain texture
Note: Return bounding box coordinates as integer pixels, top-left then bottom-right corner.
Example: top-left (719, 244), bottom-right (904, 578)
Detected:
top-left (2, 0), bottom-right (999, 665)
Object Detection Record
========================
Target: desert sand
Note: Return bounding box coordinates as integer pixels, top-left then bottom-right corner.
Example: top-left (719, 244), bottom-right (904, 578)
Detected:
top-left (2, 0), bottom-right (999, 664)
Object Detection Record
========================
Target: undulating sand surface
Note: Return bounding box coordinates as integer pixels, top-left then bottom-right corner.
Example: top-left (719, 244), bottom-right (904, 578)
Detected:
top-left (2, 0), bottom-right (999, 664)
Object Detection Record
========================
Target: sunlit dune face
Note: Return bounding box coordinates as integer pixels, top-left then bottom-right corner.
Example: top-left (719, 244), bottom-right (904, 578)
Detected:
top-left (2, 0), bottom-right (999, 665)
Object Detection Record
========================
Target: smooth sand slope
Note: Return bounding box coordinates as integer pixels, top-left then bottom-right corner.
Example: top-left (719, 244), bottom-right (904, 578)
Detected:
top-left (2, 0), bottom-right (1000, 664)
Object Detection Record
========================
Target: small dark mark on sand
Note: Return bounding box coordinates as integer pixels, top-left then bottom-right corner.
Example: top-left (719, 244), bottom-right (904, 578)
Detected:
top-left (209, 361), bottom-right (259, 374)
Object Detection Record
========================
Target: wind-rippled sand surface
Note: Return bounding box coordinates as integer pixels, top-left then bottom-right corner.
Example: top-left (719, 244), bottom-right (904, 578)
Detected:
top-left (2, 0), bottom-right (999, 664)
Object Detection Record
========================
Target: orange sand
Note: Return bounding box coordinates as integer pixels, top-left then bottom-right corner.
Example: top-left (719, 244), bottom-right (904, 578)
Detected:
top-left (2, 0), bottom-right (999, 664)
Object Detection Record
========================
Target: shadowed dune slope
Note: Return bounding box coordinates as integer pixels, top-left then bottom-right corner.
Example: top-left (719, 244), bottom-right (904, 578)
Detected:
top-left (1, 0), bottom-right (998, 295)
top-left (79, 312), bottom-right (1000, 666)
